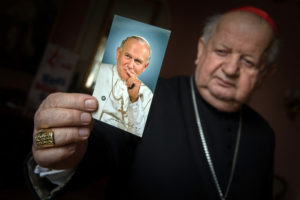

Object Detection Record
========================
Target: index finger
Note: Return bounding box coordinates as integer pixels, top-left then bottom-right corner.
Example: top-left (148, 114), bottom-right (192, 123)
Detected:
top-left (126, 68), bottom-right (137, 78)
top-left (40, 93), bottom-right (98, 112)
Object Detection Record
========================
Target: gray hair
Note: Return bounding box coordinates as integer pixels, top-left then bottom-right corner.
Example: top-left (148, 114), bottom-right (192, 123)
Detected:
top-left (120, 35), bottom-right (152, 61)
top-left (202, 14), bottom-right (279, 69)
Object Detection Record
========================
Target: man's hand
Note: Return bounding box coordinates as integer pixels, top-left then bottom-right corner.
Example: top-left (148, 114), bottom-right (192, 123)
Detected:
top-left (32, 92), bottom-right (98, 170)
top-left (126, 69), bottom-right (141, 103)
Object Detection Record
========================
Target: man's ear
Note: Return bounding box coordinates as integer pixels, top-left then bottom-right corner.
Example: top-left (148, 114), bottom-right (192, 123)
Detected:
top-left (266, 63), bottom-right (277, 77)
top-left (142, 62), bottom-right (150, 73)
top-left (195, 37), bottom-right (205, 65)
top-left (116, 47), bottom-right (121, 60)
top-left (255, 63), bottom-right (277, 89)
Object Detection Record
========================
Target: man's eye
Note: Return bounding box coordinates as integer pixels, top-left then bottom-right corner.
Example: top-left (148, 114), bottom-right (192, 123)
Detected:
top-left (215, 49), bottom-right (227, 56)
top-left (125, 54), bottom-right (131, 58)
top-left (135, 60), bottom-right (142, 64)
top-left (243, 58), bottom-right (254, 67)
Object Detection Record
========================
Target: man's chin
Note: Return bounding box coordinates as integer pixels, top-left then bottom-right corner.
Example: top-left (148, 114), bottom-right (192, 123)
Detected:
top-left (202, 95), bottom-right (240, 113)
top-left (209, 88), bottom-right (235, 101)
top-left (198, 85), bottom-right (242, 112)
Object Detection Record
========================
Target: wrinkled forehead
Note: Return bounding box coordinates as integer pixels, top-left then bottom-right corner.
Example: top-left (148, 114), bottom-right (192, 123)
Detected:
top-left (122, 38), bottom-right (151, 60)
top-left (123, 38), bottom-right (150, 51)
top-left (219, 12), bottom-right (273, 36)
top-left (212, 12), bottom-right (274, 50)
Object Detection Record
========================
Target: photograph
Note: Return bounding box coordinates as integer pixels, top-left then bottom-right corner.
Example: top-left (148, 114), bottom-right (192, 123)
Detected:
top-left (92, 15), bottom-right (171, 137)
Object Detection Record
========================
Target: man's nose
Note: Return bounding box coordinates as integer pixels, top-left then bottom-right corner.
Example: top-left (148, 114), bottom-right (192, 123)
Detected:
top-left (222, 56), bottom-right (240, 77)
top-left (128, 59), bottom-right (134, 69)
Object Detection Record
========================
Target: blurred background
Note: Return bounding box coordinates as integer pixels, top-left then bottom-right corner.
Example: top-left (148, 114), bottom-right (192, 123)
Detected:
top-left (0, 0), bottom-right (299, 199)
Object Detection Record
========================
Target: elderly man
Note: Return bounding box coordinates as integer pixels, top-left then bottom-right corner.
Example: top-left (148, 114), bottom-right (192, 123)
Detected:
top-left (26, 6), bottom-right (278, 200)
top-left (93, 36), bottom-right (153, 137)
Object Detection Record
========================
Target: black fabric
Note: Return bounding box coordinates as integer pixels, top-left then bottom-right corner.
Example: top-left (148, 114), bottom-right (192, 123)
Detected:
top-left (25, 76), bottom-right (275, 200)
top-left (66, 120), bottom-right (141, 190)
top-left (24, 154), bottom-right (62, 200)
top-left (116, 76), bottom-right (274, 200)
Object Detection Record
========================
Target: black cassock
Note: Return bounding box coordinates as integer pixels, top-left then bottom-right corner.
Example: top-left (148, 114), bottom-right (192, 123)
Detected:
top-left (27, 76), bottom-right (275, 200)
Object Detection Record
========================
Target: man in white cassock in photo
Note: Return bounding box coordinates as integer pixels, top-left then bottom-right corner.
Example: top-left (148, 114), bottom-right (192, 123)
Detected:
top-left (93, 36), bottom-right (153, 137)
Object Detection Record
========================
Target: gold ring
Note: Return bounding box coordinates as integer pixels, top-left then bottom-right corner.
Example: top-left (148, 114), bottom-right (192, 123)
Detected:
top-left (35, 129), bottom-right (55, 148)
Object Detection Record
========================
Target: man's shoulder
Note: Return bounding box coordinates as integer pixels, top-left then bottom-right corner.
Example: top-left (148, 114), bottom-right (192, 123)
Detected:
top-left (156, 76), bottom-right (190, 93)
top-left (150, 75), bottom-right (191, 105)
top-left (242, 105), bottom-right (275, 136)
top-left (99, 63), bottom-right (114, 71)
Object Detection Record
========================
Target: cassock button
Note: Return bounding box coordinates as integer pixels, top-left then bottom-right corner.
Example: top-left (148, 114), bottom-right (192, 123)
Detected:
top-left (101, 96), bottom-right (106, 101)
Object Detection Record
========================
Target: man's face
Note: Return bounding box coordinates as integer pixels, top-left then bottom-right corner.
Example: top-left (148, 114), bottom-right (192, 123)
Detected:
top-left (195, 12), bottom-right (274, 112)
top-left (116, 38), bottom-right (150, 80)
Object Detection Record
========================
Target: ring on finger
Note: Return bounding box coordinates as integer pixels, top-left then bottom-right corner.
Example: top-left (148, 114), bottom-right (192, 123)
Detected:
top-left (35, 128), bottom-right (55, 148)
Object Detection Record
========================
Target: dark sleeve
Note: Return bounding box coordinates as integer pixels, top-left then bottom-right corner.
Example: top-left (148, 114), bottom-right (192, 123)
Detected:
top-left (264, 128), bottom-right (275, 200)
top-left (243, 106), bottom-right (276, 200)
top-left (255, 113), bottom-right (275, 200)
top-left (24, 119), bottom-right (141, 199)
top-left (24, 153), bottom-right (59, 200)
top-left (68, 119), bottom-right (141, 186)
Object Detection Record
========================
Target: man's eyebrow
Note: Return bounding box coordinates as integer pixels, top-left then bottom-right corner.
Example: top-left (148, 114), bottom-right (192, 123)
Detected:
top-left (242, 49), bottom-right (258, 59)
top-left (216, 43), bottom-right (257, 58)
top-left (243, 53), bottom-right (258, 60)
top-left (217, 43), bottom-right (230, 49)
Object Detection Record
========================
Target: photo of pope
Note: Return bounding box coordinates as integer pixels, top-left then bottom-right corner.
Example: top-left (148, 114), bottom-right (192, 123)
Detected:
top-left (92, 36), bottom-right (153, 137)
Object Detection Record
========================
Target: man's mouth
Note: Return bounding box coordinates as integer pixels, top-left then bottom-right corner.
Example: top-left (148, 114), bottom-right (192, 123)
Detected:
top-left (215, 77), bottom-right (235, 88)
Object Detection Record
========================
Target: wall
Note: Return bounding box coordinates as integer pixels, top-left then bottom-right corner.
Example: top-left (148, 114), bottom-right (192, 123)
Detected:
top-left (250, 1), bottom-right (300, 199)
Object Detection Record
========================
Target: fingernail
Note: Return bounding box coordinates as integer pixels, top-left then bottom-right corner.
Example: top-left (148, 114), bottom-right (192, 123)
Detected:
top-left (81, 113), bottom-right (91, 123)
top-left (79, 128), bottom-right (89, 137)
top-left (85, 99), bottom-right (97, 110)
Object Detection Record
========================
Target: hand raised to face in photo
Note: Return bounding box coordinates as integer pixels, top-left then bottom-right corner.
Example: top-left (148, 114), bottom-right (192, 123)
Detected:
top-left (126, 68), bottom-right (141, 103)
